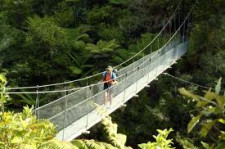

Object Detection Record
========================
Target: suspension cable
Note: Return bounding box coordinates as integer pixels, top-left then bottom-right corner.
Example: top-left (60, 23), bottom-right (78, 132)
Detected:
top-left (163, 73), bottom-right (225, 93)
top-left (35, 7), bottom-right (193, 112)
top-left (6, 2), bottom-right (193, 95)
top-left (5, 1), bottom-right (182, 91)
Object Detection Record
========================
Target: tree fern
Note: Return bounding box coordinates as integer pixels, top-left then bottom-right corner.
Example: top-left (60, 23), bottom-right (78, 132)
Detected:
top-left (94, 104), bottom-right (132, 149)
top-left (39, 139), bottom-right (78, 149)
top-left (71, 139), bottom-right (121, 149)
top-left (179, 78), bottom-right (225, 148)
top-left (138, 128), bottom-right (174, 149)
top-left (85, 39), bottom-right (119, 54)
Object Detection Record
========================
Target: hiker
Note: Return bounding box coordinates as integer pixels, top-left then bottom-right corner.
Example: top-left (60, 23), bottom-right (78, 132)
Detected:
top-left (102, 66), bottom-right (117, 108)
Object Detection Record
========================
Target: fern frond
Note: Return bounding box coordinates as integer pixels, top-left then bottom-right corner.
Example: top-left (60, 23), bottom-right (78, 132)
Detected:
top-left (38, 139), bottom-right (78, 149)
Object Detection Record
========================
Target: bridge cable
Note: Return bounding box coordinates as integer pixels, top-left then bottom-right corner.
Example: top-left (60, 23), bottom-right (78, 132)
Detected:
top-left (5, 1), bottom-right (182, 91)
top-left (35, 5), bottom-right (194, 112)
top-left (7, 2), bottom-right (193, 95)
top-left (163, 73), bottom-right (225, 93)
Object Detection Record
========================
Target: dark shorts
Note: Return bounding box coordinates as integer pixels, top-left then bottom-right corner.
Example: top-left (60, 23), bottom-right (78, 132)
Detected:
top-left (104, 83), bottom-right (112, 90)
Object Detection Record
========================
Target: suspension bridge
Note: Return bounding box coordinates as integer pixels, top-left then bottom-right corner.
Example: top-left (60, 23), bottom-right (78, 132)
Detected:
top-left (6, 2), bottom-right (193, 141)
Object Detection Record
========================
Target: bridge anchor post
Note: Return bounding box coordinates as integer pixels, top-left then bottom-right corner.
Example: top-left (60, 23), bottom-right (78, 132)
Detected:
top-left (145, 85), bottom-right (150, 88)
top-left (82, 131), bottom-right (90, 135)
top-left (120, 104), bottom-right (127, 108)
top-left (133, 95), bottom-right (139, 98)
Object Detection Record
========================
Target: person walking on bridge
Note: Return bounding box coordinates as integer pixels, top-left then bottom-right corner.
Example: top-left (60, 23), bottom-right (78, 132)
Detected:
top-left (102, 66), bottom-right (117, 108)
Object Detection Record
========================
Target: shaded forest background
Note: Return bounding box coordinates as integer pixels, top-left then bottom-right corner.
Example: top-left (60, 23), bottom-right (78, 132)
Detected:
top-left (0, 0), bottom-right (225, 148)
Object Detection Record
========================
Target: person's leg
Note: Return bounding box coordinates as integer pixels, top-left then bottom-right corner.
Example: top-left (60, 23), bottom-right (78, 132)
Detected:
top-left (104, 83), bottom-right (108, 105)
top-left (104, 91), bottom-right (108, 105)
top-left (109, 86), bottom-right (113, 106)
top-left (109, 92), bottom-right (113, 106)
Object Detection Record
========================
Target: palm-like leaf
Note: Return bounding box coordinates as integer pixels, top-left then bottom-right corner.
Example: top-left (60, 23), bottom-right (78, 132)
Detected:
top-left (16, 93), bottom-right (36, 106)
top-left (179, 78), bottom-right (225, 139)
top-left (200, 120), bottom-right (217, 137)
top-left (85, 39), bottom-right (119, 54)
top-left (215, 77), bottom-right (222, 95)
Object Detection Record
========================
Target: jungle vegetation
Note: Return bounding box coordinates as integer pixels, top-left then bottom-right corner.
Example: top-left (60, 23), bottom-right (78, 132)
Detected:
top-left (0, 0), bottom-right (225, 148)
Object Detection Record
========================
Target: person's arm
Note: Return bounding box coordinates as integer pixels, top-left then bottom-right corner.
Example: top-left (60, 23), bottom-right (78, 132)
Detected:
top-left (111, 73), bottom-right (117, 84)
top-left (101, 72), bottom-right (106, 82)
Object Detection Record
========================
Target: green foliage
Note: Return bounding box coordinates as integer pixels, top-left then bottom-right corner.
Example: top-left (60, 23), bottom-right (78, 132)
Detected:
top-left (37, 104), bottom-right (133, 149)
top-left (187, 114), bottom-right (202, 134)
top-left (187, 0), bottom-right (225, 81)
top-left (1, 0), bottom-right (179, 97)
top-left (0, 74), bottom-right (10, 111)
top-left (20, 15), bottom-right (73, 85)
top-left (0, 0), bottom-right (33, 27)
top-left (86, 5), bottom-right (116, 25)
top-left (98, 27), bottom-right (124, 42)
top-left (215, 141), bottom-right (225, 149)
top-left (138, 128), bottom-right (174, 149)
top-left (179, 78), bottom-right (225, 148)
top-left (72, 139), bottom-right (118, 149)
top-left (26, 15), bottom-right (66, 53)
top-left (215, 77), bottom-right (222, 95)
top-left (1, 1), bottom-right (225, 148)
top-left (85, 39), bottom-right (119, 54)
top-left (179, 87), bottom-right (225, 136)
top-left (39, 138), bottom-right (119, 149)
top-left (0, 23), bottom-right (22, 52)
top-left (201, 141), bottom-right (212, 149)
top-left (109, 0), bottom-right (130, 5)
top-left (67, 52), bottom-right (93, 76)
top-left (128, 33), bottom-right (156, 54)
top-left (39, 139), bottom-right (78, 149)
top-left (52, 1), bottom-right (76, 27)
top-left (0, 106), bottom-right (56, 148)
top-left (95, 104), bottom-right (132, 149)
top-left (176, 133), bottom-right (199, 149)
top-left (0, 76), bottom-right (56, 148)
top-left (16, 93), bottom-right (36, 106)
top-left (113, 33), bottom-right (164, 66)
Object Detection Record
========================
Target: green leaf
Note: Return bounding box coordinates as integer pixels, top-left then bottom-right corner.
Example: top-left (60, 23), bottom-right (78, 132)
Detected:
top-left (0, 74), bottom-right (6, 84)
top-left (75, 34), bottom-right (90, 41)
top-left (197, 100), bottom-right (210, 108)
top-left (72, 140), bottom-right (88, 149)
top-left (187, 115), bottom-right (202, 133)
top-left (16, 94), bottom-right (35, 105)
top-left (200, 120), bottom-right (216, 137)
top-left (39, 139), bottom-right (78, 149)
top-left (218, 119), bottom-right (225, 124)
top-left (198, 90), bottom-right (216, 107)
top-left (20, 144), bottom-right (36, 149)
top-left (138, 128), bottom-right (174, 149)
top-left (11, 136), bottom-right (22, 144)
top-left (220, 131), bottom-right (225, 141)
top-left (215, 77), bottom-right (222, 94)
top-left (73, 40), bottom-right (86, 50)
top-left (201, 141), bottom-right (212, 149)
top-left (69, 66), bottom-right (82, 75)
top-left (204, 90), bottom-right (215, 100)
top-left (179, 88), bottom-right (200, 101)
top-left (203, 106), bottom-right (221, 115)
top-left (109, 0), bottom-right (129, 5)
top-left (214, 95), bottom-right (225, 109)
top-left (117, 134), bottom-right (127, 146)
top-left (215, 141), bottom-right (225, 149)
top-left (85, 40), bottom-right (119, 54)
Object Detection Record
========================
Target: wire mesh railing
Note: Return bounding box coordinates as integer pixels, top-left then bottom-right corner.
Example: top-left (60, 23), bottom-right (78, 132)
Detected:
top-left (32, 1), bottom-right (194, 141)
top-left (35, 37), bottom-right (187, 139)
top-left (35, 4), bottom-right (193, 139)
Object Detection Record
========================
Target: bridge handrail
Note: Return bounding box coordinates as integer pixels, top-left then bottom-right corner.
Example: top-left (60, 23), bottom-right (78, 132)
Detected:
top-left (5, 1), bottom-right (182, 91)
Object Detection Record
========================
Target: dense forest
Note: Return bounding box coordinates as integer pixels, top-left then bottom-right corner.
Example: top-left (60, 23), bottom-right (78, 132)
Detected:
top-left (0, 0), bottom-right (225, 148)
